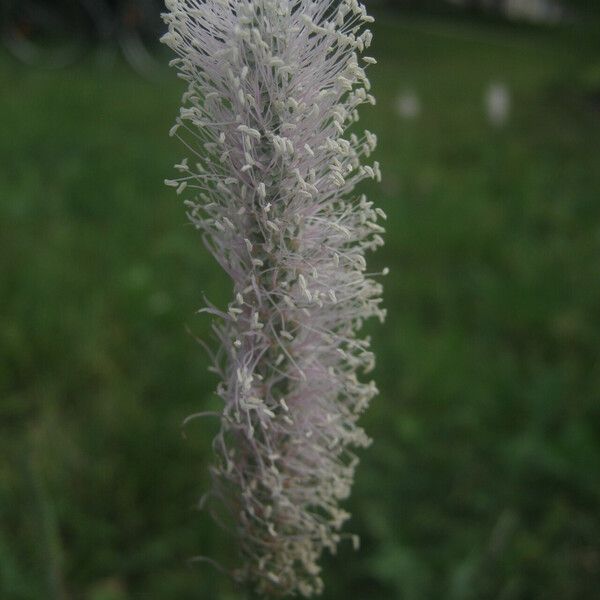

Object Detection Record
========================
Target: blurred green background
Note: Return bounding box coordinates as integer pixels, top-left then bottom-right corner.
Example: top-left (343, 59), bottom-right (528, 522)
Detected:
top-left (2, 2), bottom-right (600, 599)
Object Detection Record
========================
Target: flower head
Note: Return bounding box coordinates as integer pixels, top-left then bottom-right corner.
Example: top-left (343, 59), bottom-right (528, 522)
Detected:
top-left (162, 0), bottom-right (384, 595)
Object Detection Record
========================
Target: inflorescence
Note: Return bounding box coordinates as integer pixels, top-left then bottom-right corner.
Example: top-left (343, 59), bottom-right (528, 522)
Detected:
top-left (162, 0), bottom-right (385, 595)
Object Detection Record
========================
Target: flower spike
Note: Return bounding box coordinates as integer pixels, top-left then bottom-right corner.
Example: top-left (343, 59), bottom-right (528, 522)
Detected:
top-left (162, 0), bottom-right (384, 596)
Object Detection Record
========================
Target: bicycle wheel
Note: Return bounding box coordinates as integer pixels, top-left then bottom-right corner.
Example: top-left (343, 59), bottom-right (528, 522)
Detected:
top-left (118, 0), bottom-right (169, 80)
top-left (1, 0), bottom-right (94, 69)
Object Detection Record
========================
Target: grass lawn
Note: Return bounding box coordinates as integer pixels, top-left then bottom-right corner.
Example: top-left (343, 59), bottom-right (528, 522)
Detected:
top-left (1, 10), bottom-right (600, 600)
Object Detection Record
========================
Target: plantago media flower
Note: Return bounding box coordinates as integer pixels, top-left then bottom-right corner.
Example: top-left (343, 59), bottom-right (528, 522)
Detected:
top-left (162, 0), bottom-right (385, 595)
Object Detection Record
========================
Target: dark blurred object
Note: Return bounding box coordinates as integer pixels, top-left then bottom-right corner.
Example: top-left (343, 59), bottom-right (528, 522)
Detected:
top-left (0, 0), bottom-right (166, 78)
top-left (118, 0), bottom-right (168, 79)
top-left (1, 0), bottom-right (101, 69)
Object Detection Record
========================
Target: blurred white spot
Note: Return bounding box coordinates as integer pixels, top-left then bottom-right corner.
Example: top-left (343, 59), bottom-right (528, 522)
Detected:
top-left (395, 90), bottom-right (421, 119)
top-left (485, 82), bottom-right (511, 127)
top-left (505, 0), bottom-right (564, 24)
top-left (444, 0), bottom-right (564, 24)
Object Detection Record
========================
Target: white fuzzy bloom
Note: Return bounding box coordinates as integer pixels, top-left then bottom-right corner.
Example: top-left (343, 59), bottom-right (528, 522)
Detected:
top-left (162, 0), bottom-right (384, 596)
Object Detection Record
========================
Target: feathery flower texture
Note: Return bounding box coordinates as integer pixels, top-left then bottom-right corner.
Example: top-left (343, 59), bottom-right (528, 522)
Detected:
top-left (162, 0), bottom-right (385, 595)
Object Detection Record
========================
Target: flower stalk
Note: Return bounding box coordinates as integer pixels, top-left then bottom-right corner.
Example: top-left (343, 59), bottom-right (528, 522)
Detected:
top-left (162, 0), bottom-right (385, 595)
